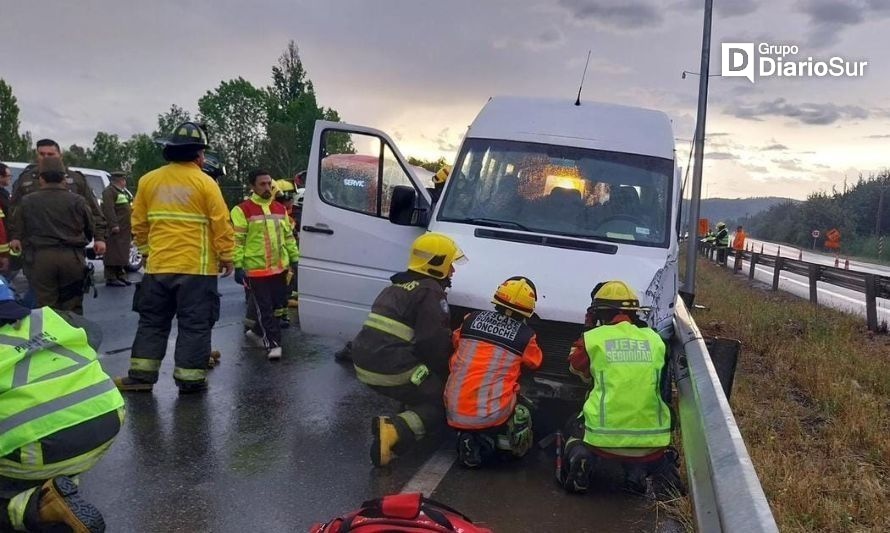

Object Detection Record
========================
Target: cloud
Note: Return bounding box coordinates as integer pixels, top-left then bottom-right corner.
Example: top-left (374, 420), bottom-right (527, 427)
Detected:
top-left (761, 143), bottom-right (789, 151)
top-left (772, 157), bottom-right (810, 172)
top-left (726, 98), bottom-right (870, 125)
top-left (672, 0), bottom-right (760, 18)
top-left (741, 163), bottom-right (769, 173)
top-left (557, 0), bottom-right (662, 29)
top-left (494, 25), bottom-right (566, 51)
top-left (865, 134), bottom-right (890, 139)
top-left (797, 0), bottom-right (890, 47)
top-left (707, 151), bottom-right (737, 160)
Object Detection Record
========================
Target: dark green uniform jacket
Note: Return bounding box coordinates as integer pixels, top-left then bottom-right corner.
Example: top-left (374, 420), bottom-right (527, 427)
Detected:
top-left (351, 271), bottom-right (453, 381)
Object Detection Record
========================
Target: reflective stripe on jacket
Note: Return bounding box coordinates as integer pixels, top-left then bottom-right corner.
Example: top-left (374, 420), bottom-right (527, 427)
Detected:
top-left (131, 162), bottom-right (234, 275)
top-left (351, 272), bottom-right (452, 381)
top-left (581, 321), bottom-right (671, 449)
top-left (0, 308), bottom-right (125, 457)
top-left (445, 310), bottom-right (542, 430)
top-left (231, 194), bottom-right (299, 277)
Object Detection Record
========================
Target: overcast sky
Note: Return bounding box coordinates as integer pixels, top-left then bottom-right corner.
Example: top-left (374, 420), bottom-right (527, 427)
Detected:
top-left (1, 0), bottom-right (888, 200)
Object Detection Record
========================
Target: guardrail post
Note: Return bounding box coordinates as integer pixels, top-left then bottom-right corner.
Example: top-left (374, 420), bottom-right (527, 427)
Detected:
top-left (865, 274), bottom-right (878, 332)
top-left (749, 253), bottom-right (758, 280)
top-left (845, 259), bottom-right (850, 270)
top-left (772, 257), bottom-right (783, 291)
top-left (808, 264), bottom-right (819, 304)
top-left (760, 243), bottom-right (764, 254)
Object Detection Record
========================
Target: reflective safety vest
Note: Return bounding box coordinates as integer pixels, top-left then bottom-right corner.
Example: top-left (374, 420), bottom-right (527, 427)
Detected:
top-left (716, 228), bottom-right (729, 248)
top-left (581, 322), bottom-right (671, 449)
top-left (0, 308), bottom-right (125, 457)
top-left (445, 311), bottom-right (542, 430)
top-left (231, 194), bottom-right (299, 277)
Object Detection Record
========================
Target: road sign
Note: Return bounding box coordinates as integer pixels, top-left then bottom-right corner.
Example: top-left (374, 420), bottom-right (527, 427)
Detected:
top-left (811, 229), bottom-right (821, 238)
top-left (825, 228), bottom-right (841, 250)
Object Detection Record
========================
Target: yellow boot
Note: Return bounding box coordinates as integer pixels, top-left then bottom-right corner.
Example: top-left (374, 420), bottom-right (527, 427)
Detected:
top-left (371, 416), bottom-right (401, 467)
top-left (35, 476), bottom-right (105, 532)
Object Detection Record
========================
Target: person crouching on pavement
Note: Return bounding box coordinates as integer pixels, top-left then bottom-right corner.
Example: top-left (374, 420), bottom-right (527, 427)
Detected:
top-left (351, 232), bottom-right (466, 467)
top-left (231, 170), bottom-right (299, 360)
top-left (560, 280), bottom-right (683, 499)
top-left (444, 276), bottom-right (542, 468)
top-left (101, 171), bottom-right (134, 287)
top-left (0, 276), bottom-right (124, 533)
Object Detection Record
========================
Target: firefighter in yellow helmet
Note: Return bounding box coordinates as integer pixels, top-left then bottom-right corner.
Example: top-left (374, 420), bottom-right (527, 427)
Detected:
top-left (562, 280), bottom-right (682, 498)
top-left (429, 164), bottom-right (452, 203)
top-left (351, 232), bottom-right (466, 466)
top-left (273, 179), bottom-right (300, 325)
top-left (445, 276), bottom-right (543, 468)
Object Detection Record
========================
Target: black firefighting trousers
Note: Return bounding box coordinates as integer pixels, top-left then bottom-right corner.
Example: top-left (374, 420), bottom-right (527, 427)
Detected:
top-left (245, 274), bottom-right (285, 348)
top-left (128, 274), bottom-right (220, 389)
top-left (370, 373), bottom-right (446, 445)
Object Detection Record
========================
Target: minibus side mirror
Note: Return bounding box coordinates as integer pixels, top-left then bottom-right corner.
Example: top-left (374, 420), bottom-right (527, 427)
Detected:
top-left (389, 185), bottom-right (429, 227)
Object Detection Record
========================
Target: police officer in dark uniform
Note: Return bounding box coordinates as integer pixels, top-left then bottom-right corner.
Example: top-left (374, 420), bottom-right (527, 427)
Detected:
top-left (101, 171), bottom-right (134, 286)
top-left (8, 158), bottom-right (95, 315)
top-left (9, 139), bottom-right (106, 253)
top-left (351, 232), bottom-right (466, 466)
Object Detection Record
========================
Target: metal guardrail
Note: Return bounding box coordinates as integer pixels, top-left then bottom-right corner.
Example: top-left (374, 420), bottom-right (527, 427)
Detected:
top-left (673, 297), bottom-right (779, 532)
top-left (699, 244), bottom-right (890, 331)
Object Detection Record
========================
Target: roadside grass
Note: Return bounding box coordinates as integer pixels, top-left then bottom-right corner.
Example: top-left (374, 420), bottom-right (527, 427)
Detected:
top-left (691, 259), bottom-right (890, 532)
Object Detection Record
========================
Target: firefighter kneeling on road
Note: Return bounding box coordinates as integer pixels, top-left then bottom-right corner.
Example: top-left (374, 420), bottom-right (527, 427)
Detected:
top-left (351, 232), bottom-right (466, 467)
top-left (445, 277), bottom-right (542, 468)
top-left (0, 277), bottom-right (124, 532)
top-left (560, 280), bottom-right (683, 499)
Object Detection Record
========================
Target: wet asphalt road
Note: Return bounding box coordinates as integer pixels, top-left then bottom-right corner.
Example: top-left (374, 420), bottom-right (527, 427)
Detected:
top-left (77, 275), bottom-right (668, 532)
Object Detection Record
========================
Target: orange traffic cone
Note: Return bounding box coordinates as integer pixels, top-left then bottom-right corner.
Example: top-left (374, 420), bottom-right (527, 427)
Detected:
top-left (844, 259), bottom-right (850, 270)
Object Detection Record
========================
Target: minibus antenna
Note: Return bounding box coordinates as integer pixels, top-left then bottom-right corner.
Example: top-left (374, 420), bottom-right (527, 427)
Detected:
top-left (574, 50), bottom-right (592, 106)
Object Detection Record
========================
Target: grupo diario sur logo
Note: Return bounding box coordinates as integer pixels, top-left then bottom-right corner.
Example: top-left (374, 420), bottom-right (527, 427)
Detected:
top-left (722, 43), bottom-right (868, 83)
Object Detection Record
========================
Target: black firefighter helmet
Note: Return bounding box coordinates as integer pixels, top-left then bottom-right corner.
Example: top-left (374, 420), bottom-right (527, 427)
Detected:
top-left (155, 121), bottom-right (209, 149)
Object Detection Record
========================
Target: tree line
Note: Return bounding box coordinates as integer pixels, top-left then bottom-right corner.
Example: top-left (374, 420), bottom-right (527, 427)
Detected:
top-left (747, 171), bottom-right (890, 260)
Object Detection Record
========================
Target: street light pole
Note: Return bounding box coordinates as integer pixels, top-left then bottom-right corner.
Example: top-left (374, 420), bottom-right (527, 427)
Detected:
top-left (681, 0), bottom-right (714, 305)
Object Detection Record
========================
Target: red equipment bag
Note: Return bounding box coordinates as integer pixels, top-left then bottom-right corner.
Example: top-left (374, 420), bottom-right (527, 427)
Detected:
top-left (309, 492), bottom-right (493, 533)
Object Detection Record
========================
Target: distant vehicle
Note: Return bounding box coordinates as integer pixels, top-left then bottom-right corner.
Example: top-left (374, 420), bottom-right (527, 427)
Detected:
top-left (2, 162), bottom-right (143, 272)
top-left (298, 96), bottom-right (681, 401)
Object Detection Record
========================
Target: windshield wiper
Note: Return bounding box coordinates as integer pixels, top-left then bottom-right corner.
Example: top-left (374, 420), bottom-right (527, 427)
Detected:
top-left (453, 218), bottom-right (530, 231)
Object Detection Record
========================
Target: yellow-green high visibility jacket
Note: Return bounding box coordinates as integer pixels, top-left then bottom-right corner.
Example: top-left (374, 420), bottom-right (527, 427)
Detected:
top-left (231, 194), bottom-right (299, 277)
top-left (0, 308), bottom-right (124, 457)
top-left (581, 321), bottom-right (671, 449)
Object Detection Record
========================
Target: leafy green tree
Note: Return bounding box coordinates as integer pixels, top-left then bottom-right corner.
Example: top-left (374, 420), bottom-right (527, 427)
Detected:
top-left (63, 144), bottom-right (92, 167)
top-left (198, 77), bottom-right (267, 181)
top-left (407, 156), bottom-right (448, 172)
top-left (127, 133), bottom-right (165, 180)
top-left (261, 41), bottom-right (351, 178)
top-left (154, 105), bottom-right (193, 137)
top-left (0, 79), bottom-right (31, 160)
top-left (88, 131), bottom-right (130, 171)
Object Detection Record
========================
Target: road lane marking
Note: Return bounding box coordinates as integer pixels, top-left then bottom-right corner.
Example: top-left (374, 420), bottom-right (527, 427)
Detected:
top-left (733, 260), bottom-right (890, 317)
top-left (400, 445), bottom-right (456, 495)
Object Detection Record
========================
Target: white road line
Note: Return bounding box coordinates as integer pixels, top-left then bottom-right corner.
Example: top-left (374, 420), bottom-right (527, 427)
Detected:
top-left (400, 445), bottom-right (456, 495)
top-left (734, 260), bottom-right (890, 315)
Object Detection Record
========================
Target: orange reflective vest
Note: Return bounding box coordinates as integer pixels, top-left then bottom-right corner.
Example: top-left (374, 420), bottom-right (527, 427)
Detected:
top-left (732, 230), bottom-right (746, 250)
top-left (445, 310), bottom-right (542, 430)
